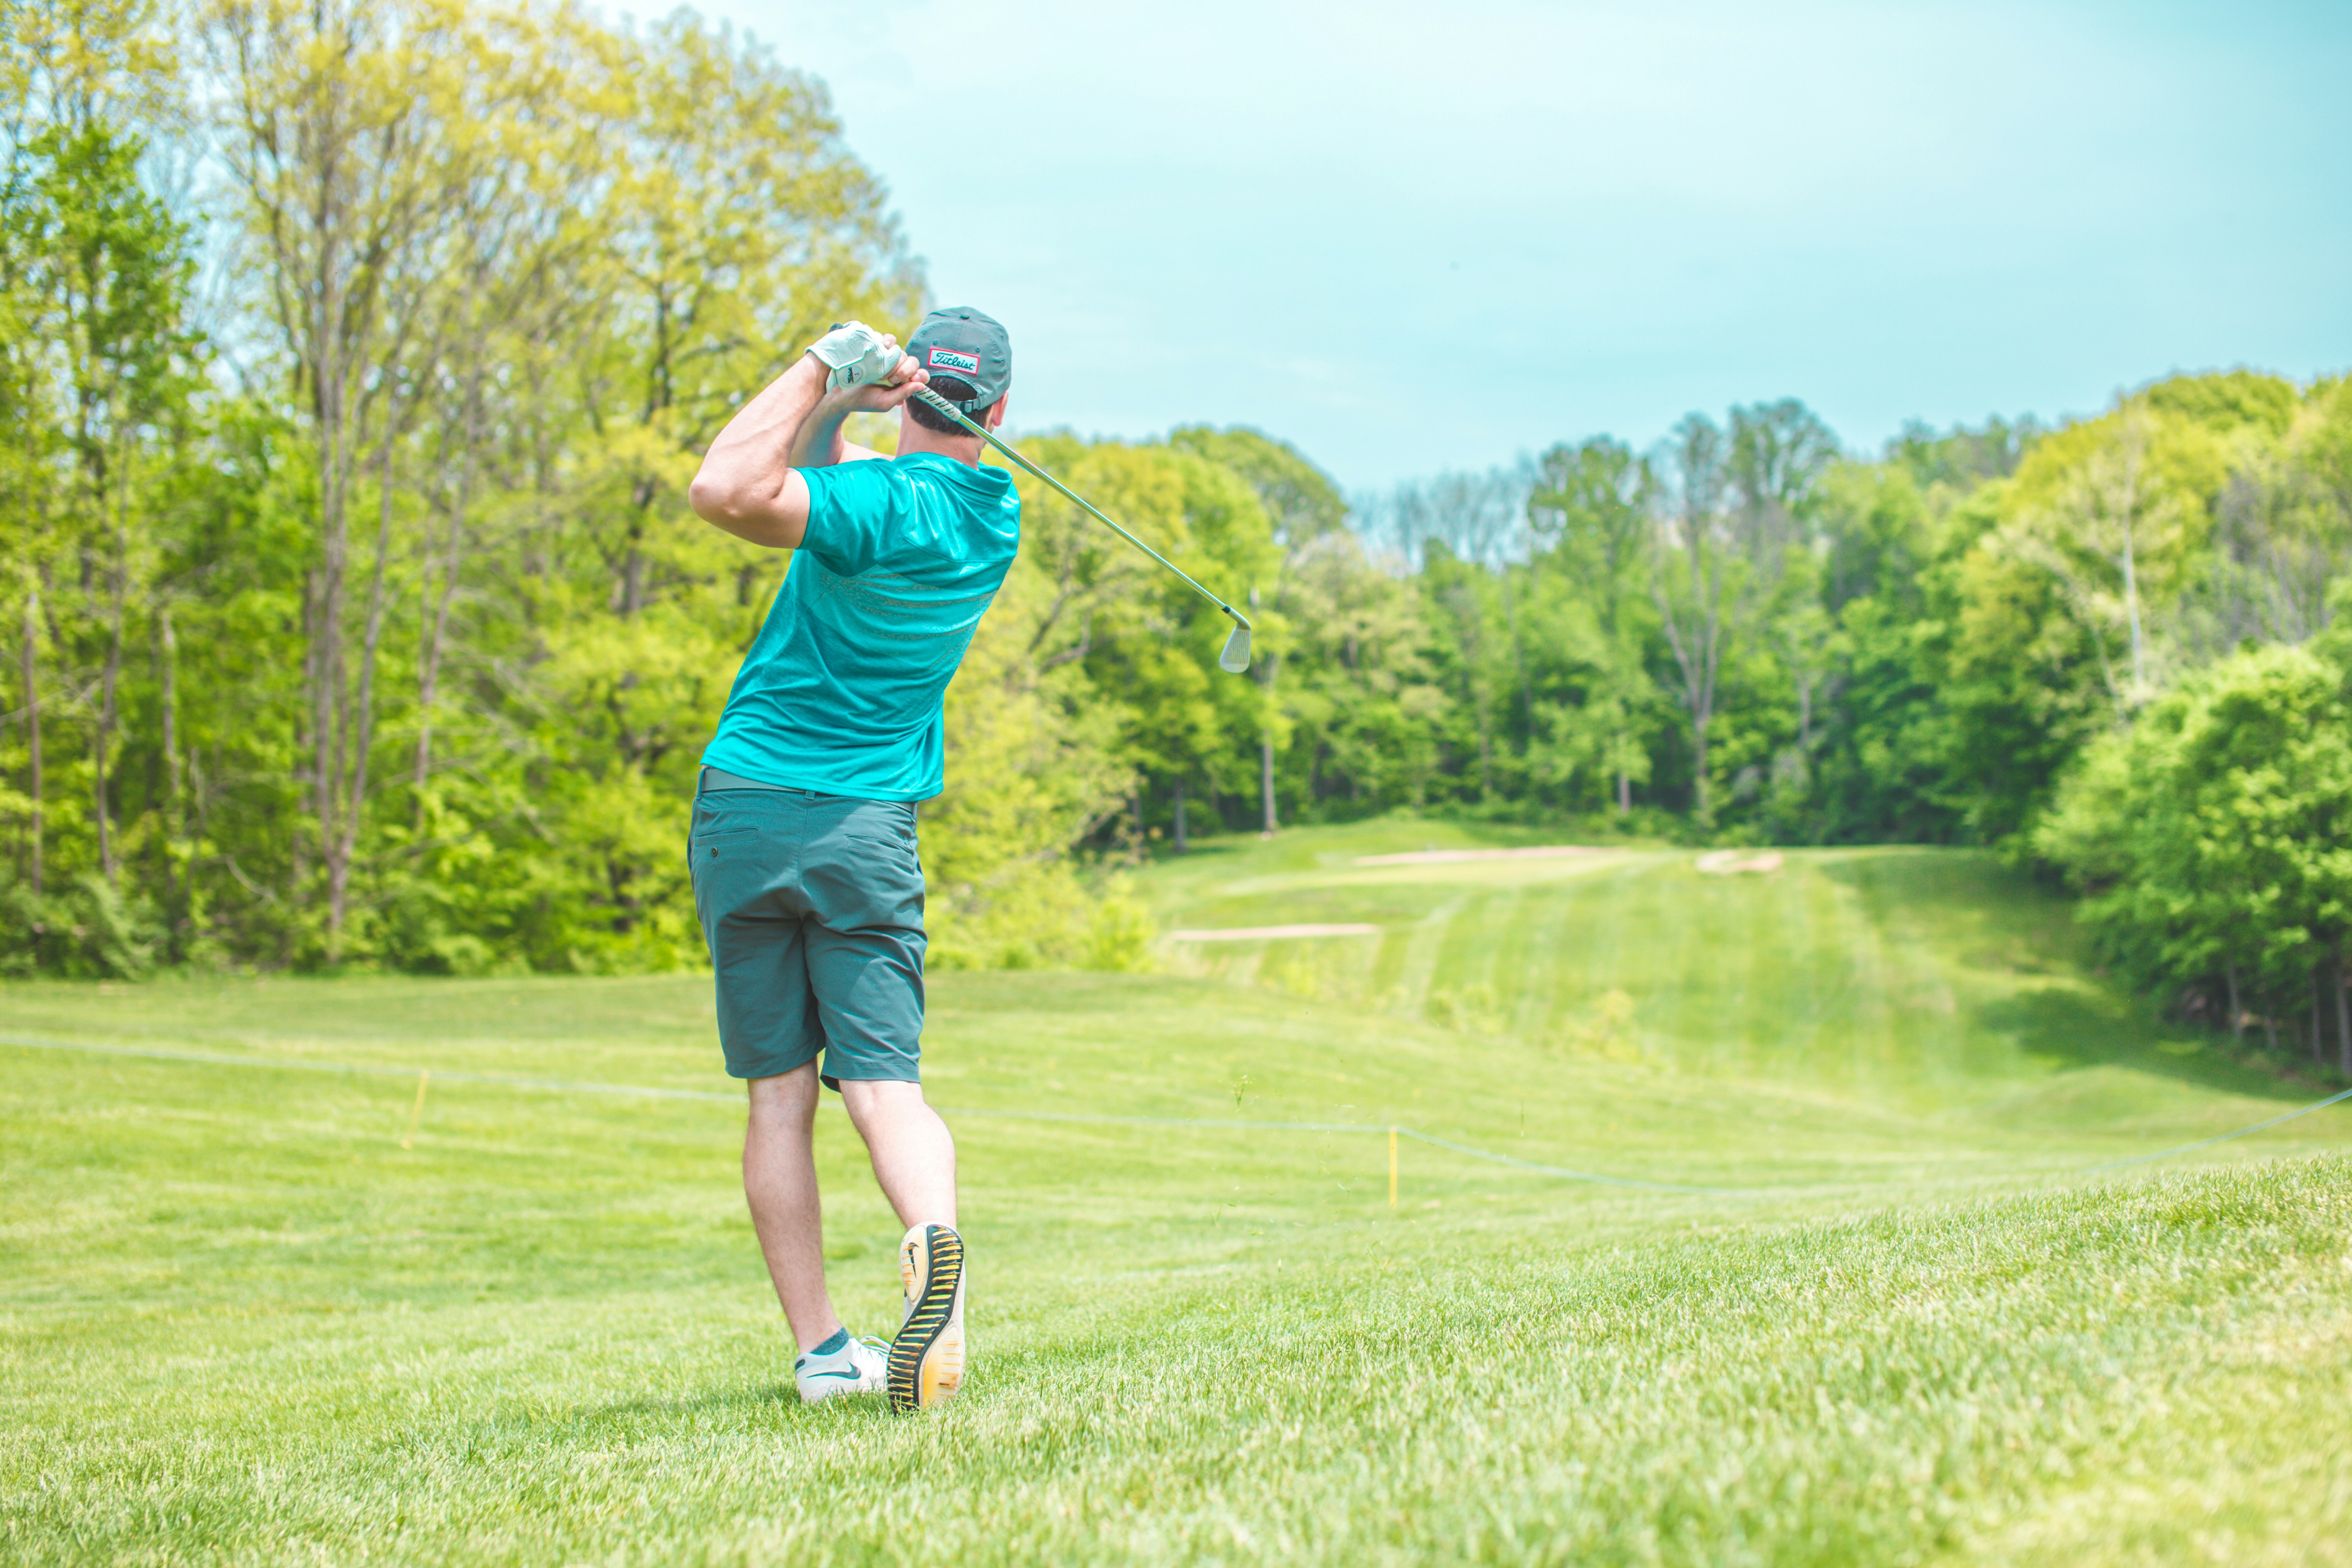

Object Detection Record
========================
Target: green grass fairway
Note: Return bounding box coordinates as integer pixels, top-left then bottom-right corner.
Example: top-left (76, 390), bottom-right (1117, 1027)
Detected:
top-left (5, 826), bottom-right (2350, 1565)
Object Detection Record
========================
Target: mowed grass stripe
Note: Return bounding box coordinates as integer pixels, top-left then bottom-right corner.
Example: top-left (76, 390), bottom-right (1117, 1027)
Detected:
top-left (1428, 882), bottom-right (1501, 1028)
top-left (1780, 855), bottom-right (1886, 1089)
top-left (1650, 859), bottom-right (1726, 1070)
top-left (1512, 859), bottom-right (1584, 1044)
top-left (1576, 857), bottom-right (1656, 1042)
top-left (1820, 854), bottom-right (1895, 1089)
top-left (1391, 891), bottom-right (1467, 1019)
top-left (1771, 851), bottom-right (1837, 1066)
top-left (1448, 880), bottom-right (1504, 1022)
top-left (1845, 853), bottom-right (1967, 1093)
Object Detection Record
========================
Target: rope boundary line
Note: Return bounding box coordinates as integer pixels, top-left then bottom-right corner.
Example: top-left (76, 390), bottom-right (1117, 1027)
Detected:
top-left (929, 1105), bottom-right (1736, 1193)
top-left (0, 1034), bottom-right (741, 1102)
top-left (0, 1034), bottom-right (1730, 1192)
top-left (7, 1031), bottom-right (2345, 1186)
top-left (2078, 1084), bottom-right (2352, 1172)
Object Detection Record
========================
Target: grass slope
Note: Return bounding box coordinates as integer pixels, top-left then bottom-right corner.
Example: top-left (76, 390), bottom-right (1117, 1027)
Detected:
top-left (4, 827), bottom-right (2348, 1564)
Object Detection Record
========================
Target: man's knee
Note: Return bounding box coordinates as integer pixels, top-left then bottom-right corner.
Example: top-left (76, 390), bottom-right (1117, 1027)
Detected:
top-left (837, 1075), bottom-right (925, 1121)
top-left (746, 1061), bottom-right (822, 1124)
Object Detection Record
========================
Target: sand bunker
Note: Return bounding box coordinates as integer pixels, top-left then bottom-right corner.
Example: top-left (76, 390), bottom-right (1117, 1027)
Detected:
top-left (1350, 846), bottom-right (1609, 866)
top-left (1695, 850), bottom-right (1784, 875)
top-left (1167, 923), bottom-right (1383, 941)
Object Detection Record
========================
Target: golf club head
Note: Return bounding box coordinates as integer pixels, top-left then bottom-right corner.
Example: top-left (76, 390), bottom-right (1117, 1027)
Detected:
top-left (1218, 620), bottom-right (1252, 674)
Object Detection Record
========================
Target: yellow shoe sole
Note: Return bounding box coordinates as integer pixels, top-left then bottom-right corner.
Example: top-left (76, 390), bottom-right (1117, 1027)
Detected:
top-left (890, 1224), bottom-right (965, 1413)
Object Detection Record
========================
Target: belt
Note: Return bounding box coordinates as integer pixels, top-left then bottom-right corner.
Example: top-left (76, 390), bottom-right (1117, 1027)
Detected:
top-left (698, 765), bottom-right (797, 795)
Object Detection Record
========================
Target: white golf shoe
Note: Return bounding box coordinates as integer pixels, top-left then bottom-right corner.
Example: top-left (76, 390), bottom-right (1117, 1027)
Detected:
top-left (793, 1331), bottom-right (888, 1404)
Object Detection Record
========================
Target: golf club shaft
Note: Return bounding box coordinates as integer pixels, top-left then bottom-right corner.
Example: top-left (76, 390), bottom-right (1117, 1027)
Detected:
top-left (908, 385), bottom-right (1252, 633)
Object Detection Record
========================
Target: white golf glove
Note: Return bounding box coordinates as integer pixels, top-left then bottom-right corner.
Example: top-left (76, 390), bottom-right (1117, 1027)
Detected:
top-left (807, 321), bottom-right (904, 392)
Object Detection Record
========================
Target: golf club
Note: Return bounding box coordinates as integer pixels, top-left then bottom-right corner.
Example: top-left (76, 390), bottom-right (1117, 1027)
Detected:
top-left (908, 384), bottom-right (1254, 674)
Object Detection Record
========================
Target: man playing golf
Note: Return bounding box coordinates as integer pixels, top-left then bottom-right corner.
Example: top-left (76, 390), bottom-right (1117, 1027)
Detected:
top-left (685, 307), bottom-right (1016, 1413)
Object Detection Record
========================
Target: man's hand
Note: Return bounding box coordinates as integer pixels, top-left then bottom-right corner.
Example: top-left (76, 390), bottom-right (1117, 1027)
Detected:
top-left (816, 333), bottom-right (929, 417)
top-left (808, 323), bottom-right (929, 412)
top-left (794, 341), bottom-right (924, 471)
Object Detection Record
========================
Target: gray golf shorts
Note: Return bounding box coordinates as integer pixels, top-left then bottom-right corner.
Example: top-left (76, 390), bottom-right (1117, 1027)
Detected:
top-left (688, 781), bottom-right (926, 1088)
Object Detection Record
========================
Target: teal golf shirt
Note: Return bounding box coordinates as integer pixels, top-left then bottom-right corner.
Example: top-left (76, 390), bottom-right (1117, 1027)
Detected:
top-left (702, 452), bottom-right (1020, 801)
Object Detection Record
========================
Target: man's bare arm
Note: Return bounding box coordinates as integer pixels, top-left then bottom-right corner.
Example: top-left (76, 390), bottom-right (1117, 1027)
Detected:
top-left (688, 341), bottom-right (928, 549)
top-left (790, 387), bottom-right (895, 471)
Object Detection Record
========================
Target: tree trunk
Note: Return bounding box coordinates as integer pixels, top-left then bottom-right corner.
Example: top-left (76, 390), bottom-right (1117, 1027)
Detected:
top-left (1503, 570), bottom-right (1531, 742)
top-left (2227, 964), bottom-right (2243, 1043)
top-left (2312, 975), bottom-right (2323, 1062)
top-left (308, 179), bottom-right (352, 920)
top-left (2337, 949), bottom-right (2350, 1076)
top-left (1617, 765), bottom-right (1630, 815)
top-left (2104, 420), bottom-right (2149, 698)
top-left (326, 435), bottom-right (401, 949)
top-left (160, 607), bottom-right (182, 809)
top-left (1652, 506), bottom-right (1724, 829)
top-left (159, 606), bottom-right (183, 941)
top-left (292, 569), bottom-right (315, 898)
top-left (313, 470), bottom-right (346, 917)
top-left (1255, 616), bottom-right (1279, 834)
top-left (413, 391), bottom-right (478, 828)
top-left (20, 591), bottom-right (38, 896)
top-left (1692, 715), bottom-right (1712, 823)
top-left (2120, 508), bottom-right (2145, 694)
top-left (1260, 733), bottom-right (1277, 834)
top-left (94, 535), bottom-right (124, 887)
top-left (1172, 779), bottom-right (1187, 855)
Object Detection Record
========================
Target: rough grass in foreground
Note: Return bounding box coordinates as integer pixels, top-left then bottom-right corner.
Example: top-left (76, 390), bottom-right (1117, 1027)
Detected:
top-left (7, 1139), bottom-right (2348, 1565)
top-left (4, 831), bottom-right (2350, 1564)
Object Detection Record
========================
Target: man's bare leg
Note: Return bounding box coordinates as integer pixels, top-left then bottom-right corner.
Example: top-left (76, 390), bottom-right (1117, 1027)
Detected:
top-left (839, 1079), bottom-right (957, 1227)
top-left (842, 1078), bottom-right (964, 1409)
top-left (743, 1063), bottom-right (843, 1353)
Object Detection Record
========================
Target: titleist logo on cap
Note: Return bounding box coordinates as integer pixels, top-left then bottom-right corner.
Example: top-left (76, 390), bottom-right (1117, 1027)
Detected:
top-left (927, 347), bottom-right (981, 374)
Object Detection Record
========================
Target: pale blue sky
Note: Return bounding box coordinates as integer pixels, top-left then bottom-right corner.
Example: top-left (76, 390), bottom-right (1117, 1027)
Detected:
top-left (708, 0), bottom-right (2352, 489)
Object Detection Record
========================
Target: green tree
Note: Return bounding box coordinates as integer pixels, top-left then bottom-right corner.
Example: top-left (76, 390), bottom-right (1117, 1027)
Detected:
top-left (2041, 643), bottom-right (2352, 1070)
top-left (205, 0), bottom-right (490, 951)
top-left (1528, 435), bottom-right (1659, 813)
top-left (1647, 412), bottom-right (1742, 824)
top-left (24, 120), bottom-right (201, 889)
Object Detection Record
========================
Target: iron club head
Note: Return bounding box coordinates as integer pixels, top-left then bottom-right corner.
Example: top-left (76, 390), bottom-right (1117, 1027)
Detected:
top-left (1218, 619), bottom-right (1252, 674)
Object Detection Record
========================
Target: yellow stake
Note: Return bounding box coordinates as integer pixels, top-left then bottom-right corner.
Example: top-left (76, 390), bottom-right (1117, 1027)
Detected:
top-left (401, 1069), bottom-right (430, 1149)
top-left (1388, 1126), bottom-right (1398, 1209)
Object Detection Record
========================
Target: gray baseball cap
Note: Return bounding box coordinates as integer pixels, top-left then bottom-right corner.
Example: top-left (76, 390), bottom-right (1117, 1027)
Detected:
top-left (907, 307), bottom-right (1011, 410)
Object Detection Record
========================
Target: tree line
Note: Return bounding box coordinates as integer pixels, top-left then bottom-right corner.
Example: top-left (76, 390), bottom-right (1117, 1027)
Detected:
top-left (5, 0), bottom-right (2351, 1080)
